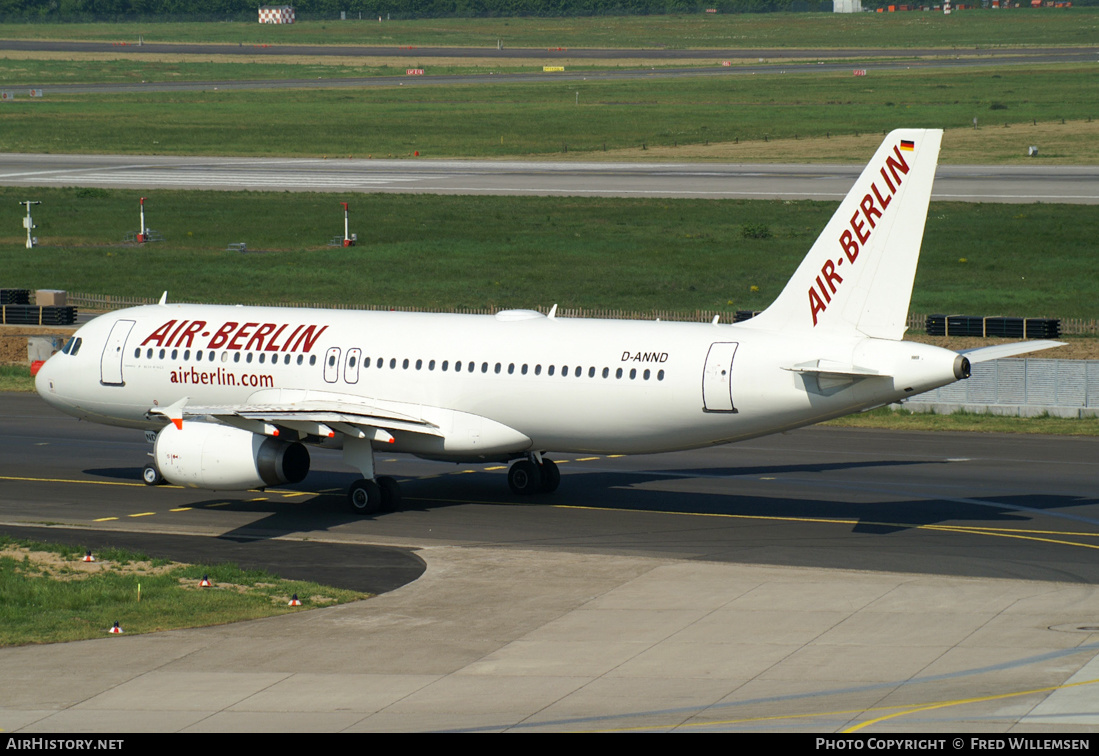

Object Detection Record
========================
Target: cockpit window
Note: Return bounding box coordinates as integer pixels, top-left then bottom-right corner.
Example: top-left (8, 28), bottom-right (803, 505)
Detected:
top-left (61, 337), bottom-right (82, 356)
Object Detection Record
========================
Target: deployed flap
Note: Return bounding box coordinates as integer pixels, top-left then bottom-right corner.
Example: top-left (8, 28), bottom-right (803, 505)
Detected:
top-left (959, 340), bottom-right (1066, 364)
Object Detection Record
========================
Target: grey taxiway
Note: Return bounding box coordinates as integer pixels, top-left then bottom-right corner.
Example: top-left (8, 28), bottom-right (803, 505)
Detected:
top-left (2, 393), bottom-right (1099, 732)
top-left (2, 45), bottom-right (1097, 723)
top-left (2, 153), bottom-right (1096, 204)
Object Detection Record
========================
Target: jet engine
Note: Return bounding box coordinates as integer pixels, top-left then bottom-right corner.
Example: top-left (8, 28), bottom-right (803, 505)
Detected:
top-left (154, 422), bottom-right (309, 490)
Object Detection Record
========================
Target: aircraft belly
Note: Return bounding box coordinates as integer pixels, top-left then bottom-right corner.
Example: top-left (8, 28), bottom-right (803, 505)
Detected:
top-left (398, 406), bottom-right (532, 456)
top-left (475, 386), bottom-right (721, 454)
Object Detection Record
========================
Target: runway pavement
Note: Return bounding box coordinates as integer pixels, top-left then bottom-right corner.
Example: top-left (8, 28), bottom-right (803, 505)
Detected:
top-left (3, 39), bottom-right (1095, 97)
top-left (2, 393), bottom-right (1099, 732)
top-left (3, 32), bottom-right (1099, 732)
top-left (6, 39), bottom-right (1095, 61)
top-left (2, 153), bottom-right (1095, 203)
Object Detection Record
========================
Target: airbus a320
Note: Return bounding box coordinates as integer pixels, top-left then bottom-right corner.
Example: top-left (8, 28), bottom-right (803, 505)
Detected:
top-left (35, 130), bottom-right (1061, 514)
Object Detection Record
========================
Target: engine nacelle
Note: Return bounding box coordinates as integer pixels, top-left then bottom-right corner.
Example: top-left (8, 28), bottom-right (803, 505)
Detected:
top-left (154, 422), bottom-right (310, 490)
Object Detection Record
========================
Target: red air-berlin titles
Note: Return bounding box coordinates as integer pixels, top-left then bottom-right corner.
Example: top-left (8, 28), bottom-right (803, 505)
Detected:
top-left (140, 320), bottom-right (329, 353)
top-left (809, 143), bottom-right (912, 327)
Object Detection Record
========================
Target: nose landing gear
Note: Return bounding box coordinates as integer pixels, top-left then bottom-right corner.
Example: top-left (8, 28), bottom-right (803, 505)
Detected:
top-left (142, 462), bottom-right (165, 486)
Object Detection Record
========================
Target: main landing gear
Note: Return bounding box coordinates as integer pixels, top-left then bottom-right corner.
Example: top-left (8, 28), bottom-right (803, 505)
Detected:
top-left (343, 437), bottom-right (403, 515)
top-left (347, 475), bottom-right (403, 515)
top-left (507, 456), bottom-right (560, 495)
top-left (342, 442), bottom-right (560, 514)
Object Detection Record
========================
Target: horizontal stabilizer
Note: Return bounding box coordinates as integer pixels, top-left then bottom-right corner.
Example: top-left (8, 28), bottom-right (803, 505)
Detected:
top-left (959, 340), bottom-right (1066, 364)
top-left (783, 360), bottom-right (888, 378)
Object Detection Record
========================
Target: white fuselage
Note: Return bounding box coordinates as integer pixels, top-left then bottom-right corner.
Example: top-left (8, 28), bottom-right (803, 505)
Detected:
top-left (36, 302), bottom-right (963, 461)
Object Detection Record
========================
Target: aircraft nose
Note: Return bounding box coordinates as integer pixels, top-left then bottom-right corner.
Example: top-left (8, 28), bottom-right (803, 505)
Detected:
top-left (34, 354), bottom-right (65, 407)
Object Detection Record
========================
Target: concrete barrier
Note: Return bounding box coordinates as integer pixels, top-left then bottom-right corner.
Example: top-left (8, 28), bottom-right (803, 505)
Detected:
top-left (896, 358), bottom-right (1099, 418)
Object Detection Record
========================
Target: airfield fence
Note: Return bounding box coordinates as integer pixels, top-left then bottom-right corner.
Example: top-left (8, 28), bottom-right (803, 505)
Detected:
top-left (897, 358), bottom-right (1099, 418)
top-left (59, 294), bottom-right (1099, 335)
top-left (63, 293), bottom-right (768, 324)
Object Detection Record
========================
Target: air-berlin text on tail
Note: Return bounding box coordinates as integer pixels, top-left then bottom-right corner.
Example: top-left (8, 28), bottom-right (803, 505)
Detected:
top-left (139, 320), bottom-right (329, 353)
top-left (809, 142), bottom-right (912, 326)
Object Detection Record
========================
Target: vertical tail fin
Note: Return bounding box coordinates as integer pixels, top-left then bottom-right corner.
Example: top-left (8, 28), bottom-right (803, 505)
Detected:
top-left (744, 129), bottom-right (942, 340)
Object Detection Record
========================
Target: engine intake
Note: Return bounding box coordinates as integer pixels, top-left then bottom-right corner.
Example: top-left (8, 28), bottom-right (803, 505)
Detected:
top-left (154, 422), bottom-right (309, 490)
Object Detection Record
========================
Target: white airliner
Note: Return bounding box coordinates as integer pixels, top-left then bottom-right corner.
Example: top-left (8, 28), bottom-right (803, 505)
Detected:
top-left (35, 129), bottom-right (1061, 514)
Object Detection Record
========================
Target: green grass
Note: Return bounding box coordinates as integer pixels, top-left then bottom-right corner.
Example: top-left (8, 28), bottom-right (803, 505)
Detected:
top-left (826, 407), bottom-right (1099, 435)
top-left (2, 187), bottom-right (1096, 319)
top-left (0, 365), bottom-right (35, 392)
top-left (0, 64), bottom-right (1094, 159)
top-left (0, 536), bottom-right (367, 645)
top-left (0, 57), bottom-right (570, 86)
top-left (1, 11), bottom-right (1096, 49)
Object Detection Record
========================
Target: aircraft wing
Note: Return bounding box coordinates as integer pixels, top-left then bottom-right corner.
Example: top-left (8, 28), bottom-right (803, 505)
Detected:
top-left (151, 395), bottom-right (443, 442)
top-left (958, 340), bottom-right (1066, 364)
